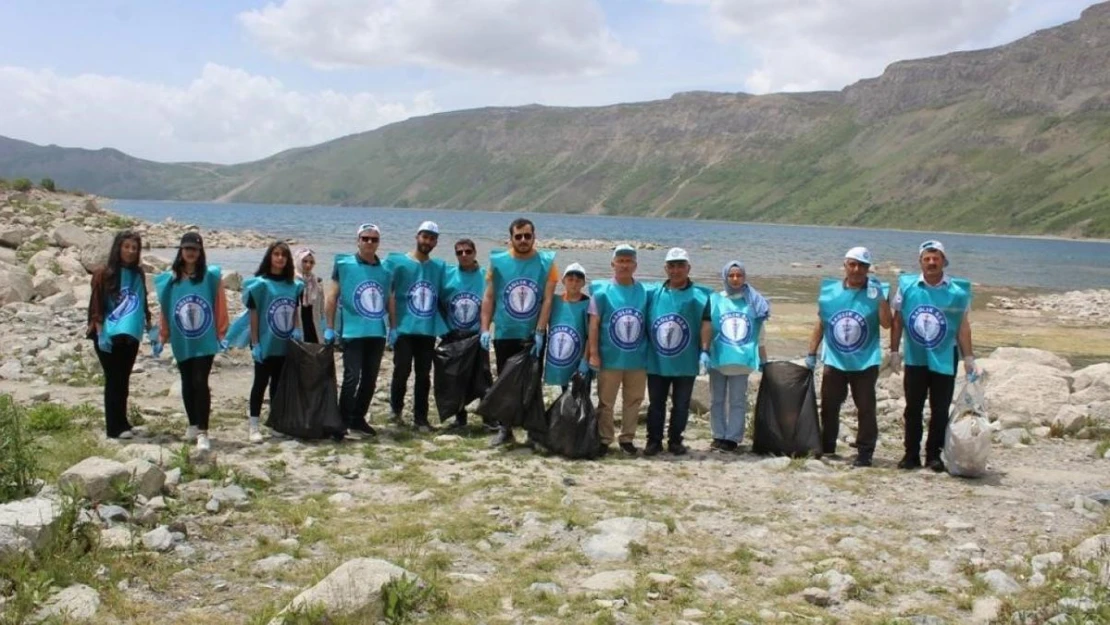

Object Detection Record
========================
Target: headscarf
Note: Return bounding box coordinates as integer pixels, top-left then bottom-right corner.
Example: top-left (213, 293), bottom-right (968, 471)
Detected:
top-left (295, 247), bottom-right (321, 307)
top-left (721, 260), bottom-right (770, 320)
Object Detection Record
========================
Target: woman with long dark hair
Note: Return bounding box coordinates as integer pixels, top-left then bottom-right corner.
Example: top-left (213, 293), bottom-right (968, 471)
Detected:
top-left (86, 230), bottom-right (151, 439)
top-left (245, 241), bottom-right (304, 443)
top-left (156, 232), bottom-right (229, 451)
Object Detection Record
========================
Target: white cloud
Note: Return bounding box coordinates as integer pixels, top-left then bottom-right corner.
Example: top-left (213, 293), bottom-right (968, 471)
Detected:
top-left (239, 0), bottom-right (637, 76)
top-left (670, 0), bottom-right (1023, 93)
top-left (0, 64), bottom-right (438, 163)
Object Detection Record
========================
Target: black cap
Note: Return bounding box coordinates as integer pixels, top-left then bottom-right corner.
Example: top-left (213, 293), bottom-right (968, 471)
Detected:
top-left (179, 232), bottom-right (203, 249)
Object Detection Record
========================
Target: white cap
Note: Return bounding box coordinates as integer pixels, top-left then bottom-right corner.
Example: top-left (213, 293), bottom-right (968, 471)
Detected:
top-left (664, 247), bottom-right (690, 263)
top-left (563, 262), bottom-right (587, 279)
top-left (844, 246), bottom-right (873, 265)
top-left (919, 239), bottom-right (949, 267)
top-left (417, 221), bottom-right (439, 235)
top-left (357, 223), bottom-right (380, 236)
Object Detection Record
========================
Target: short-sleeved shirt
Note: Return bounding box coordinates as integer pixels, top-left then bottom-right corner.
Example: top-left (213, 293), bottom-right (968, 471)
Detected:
top-left (485, 249), bottom-right (559, 284)
top-left (891, 273), bottom-right (970, 314)
top-left (245, 274), bottom-right (284, 309)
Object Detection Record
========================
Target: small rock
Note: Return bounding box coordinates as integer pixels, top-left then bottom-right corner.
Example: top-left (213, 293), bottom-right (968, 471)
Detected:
top-left (29, 390), bottom-right (51, 402)
top-left (529, 582), bottom-right (563, 595)
top-left (971, 597), bottom-right (1002, 623)
top-left (163, 467), bottom-right (182, 487)
top-left (647, 573), bottom-right (678, 586)
top-left (0, 497), bottom-right (61, 549)
top-left (411, 490), bottom-right (435, 503)
top-left (682, 608), bottom-right (707, 619)
top-left (211, 484), bottom-right (250, 509)
top-left (252, 553), bottom-right (296, 574)
top-left (58, 457), bottom-right (130, 502)
top-left (31, 584), bottom-right (100, 623)
top-left (758, 457), bottom-right (792, 471)
top-left (98, 526), bottom-right (133, 550)
top-left (125, 459), bottom-right (166, 499)
top-left (802, 587), bottom-right (831, 607)
top-left (1032, 552), bottom-right (1064, 573)
top-left (146, 496), bottom-right (167, 511)
top-left (803, 459), bottom-right (830, 473)
top-left (447, 573), bottom-right (487, 583)
top-left (694, 571), bottom-right (732, 593)
top-left (578, 570), bottom-right (636, 593)
top-left (944, 520), bottom-right (975, 532)
top-left (141, 526), bottom-right (174, 552)
top-left (205, 499), bottom-right (220, 514)
top-left (581, 517), bottom-right (667, 562)
top-left (96, 504), bottom-right (130, 525)
top-left (1057, 597), bottom-right (1097, 612)
top-left (979, 569), bottom-right (1021, 595)
top-left (328, 492), bottom-right (354, 506)
top-left (274, 558), bottom-right (418, 620)
top-left (836, 536), bottom-right (867, 554)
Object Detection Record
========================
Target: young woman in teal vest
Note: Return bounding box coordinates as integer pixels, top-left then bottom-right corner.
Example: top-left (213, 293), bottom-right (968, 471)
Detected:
top-left (156, 233), bottom-right (229, 451)
top-left (703, 260), bottom-right (770, 452)
top-left (245, 241), bottom-right (304, 444)
top-left (86, 230), bottom-right (153, 439)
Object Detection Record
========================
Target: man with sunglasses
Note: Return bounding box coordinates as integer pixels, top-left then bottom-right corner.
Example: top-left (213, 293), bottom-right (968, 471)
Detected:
top-left (480, 218), bottom-right (558, 447)
top-left (325, 223), bottom-right (392, 439)
top-left (386, 221), bottom-right (448, 432)
top-left (438, 238), bottom-right (487, 430)
top-left (889, 240), bottom-right (981, 472)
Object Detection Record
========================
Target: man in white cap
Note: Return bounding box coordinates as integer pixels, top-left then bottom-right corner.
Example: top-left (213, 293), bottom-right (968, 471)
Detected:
top-left (325, 223), bottom-right (391, 438)
top-left (644, 248), bottom-right (712, 456)
top-left (889, 240), bottom-right (981, 472)
top-left (806, 247), bottom-right (891, 466)
top-left (588, 244), bottom-right (649, 456)
top-left (386, 221), bottom-right (447, 432)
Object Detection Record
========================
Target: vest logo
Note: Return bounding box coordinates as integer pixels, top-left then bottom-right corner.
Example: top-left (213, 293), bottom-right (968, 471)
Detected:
top-left (108, 287), bottom-right (139, 323)
top-left (407, 280), bottom-right (437, 319)
top-left (547, 325), bottom-right (582, 367)
top-left (267, 296), bottom-right (297, 340)
top-left (719, 311), bottom-right (752, 346)
top-left (908, 305), bottom-right (948, 349)
top-left (504, 278), bottom-right (539, 320)
top-left (450, 292), bottom-right (481, 329)
top-left (353, 281), bottom-right (386, 319)
top-left (829, 310), bottom-right (868, 354)
top-left (173, 294), bottom-right (213, 339)
top-left (608, 307), bottom-right (644, 351)
top-left (652, 313), bottom-right (690, 357)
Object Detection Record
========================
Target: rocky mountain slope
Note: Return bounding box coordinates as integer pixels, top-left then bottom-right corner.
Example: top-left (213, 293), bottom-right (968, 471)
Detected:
top-left (4, 3), bottom-right (1110, 237)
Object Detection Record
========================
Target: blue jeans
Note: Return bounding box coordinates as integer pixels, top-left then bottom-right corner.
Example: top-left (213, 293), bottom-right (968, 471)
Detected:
top-left (646, 374), bottom-right (695, 445)
top-left (710, 370), bottom-right (749, 443)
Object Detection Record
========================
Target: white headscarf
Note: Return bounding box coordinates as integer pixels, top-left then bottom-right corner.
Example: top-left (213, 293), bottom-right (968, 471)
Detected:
top-left (295, 247), bottom-right (320, 307)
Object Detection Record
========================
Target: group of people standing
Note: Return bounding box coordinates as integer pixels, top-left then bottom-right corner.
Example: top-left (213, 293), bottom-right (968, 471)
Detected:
top-left (85, 218), bottom-right (979, 470)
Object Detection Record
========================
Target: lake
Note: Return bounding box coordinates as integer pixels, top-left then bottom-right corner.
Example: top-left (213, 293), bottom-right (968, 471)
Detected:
top-left (111, 200), bottom-right (1110, 290)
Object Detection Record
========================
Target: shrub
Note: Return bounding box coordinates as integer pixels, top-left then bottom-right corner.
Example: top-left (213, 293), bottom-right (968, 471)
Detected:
top-left (0, 395), bottom-right (40, 502)
top-left (11, 177), bottom-right (33, 192)
top-left (39, 178), bottom-right (56, 192)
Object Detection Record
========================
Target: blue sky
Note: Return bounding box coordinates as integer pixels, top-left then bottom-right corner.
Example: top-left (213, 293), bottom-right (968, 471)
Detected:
top-left (0, 0), bottom-right (1097, 163)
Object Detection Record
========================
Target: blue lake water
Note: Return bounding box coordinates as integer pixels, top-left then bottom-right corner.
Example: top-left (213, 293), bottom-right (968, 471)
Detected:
top-left (111, 200), bottom-right (1110, 290)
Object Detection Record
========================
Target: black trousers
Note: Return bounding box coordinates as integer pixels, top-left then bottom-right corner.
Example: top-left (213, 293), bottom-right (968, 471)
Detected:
top-left (646, 374), bottom-right (696, 445)
top-left (178, 355), bottom-right (214, 431)
top-left (340, 337), bottom-right (386, 426)
top-left (249, 356), bottom-right (286, 417)
top-left (300, 306), bottom-right (319, 343)
top-left (390, 334), bottom-right (436, 423)
top-left (820, 365), bottom-right (879, 456)
top-left (903, 358), bottom-right (958, 460)
top-left (93, 335), bottom-right (140, 438)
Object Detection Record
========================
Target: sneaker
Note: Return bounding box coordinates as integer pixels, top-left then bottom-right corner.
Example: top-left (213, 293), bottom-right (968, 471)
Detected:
top-left (643, 441), bottom-right (663, 457)
top-left (926, 457), bottom-right (946, 473)
top-left (709, 439), bottom-right (724, 451)
top-left (117, 430), bottom-right (134, 440)
top-left (852, 455), bottom-right (873, 468)
top-left (489, 428), bottom-right (516, 448)
top-left (413, 420), bottom-right (435, 433)
top-left (248, 426), bottom-right (264, 444)
top-left (196, 432), bottom-right (211, 451)
top-left (668, 441), bottom-right (688, 456)
top-left (897, 454), bottom-right (921, 470)
top-left (619, 442), bottom-right (638, 456)
top-left (389, 412), bottom-right (404, 426)
top-left (350, 420), bottom-right (378, 438)
top-left (184, 425), bottom-right (198, 442)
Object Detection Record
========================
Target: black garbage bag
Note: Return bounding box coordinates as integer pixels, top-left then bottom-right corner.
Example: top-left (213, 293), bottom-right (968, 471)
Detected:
top-left (266, 341), bottom-right (345, 439)
top-left (433, 331), bottom-right (492, 422)
top-left (751, 361), bottom-right (823, 458)
top-left (546, 373), bottom-right (600, 459)
top-left (475, 346), bottom-right (545, 432)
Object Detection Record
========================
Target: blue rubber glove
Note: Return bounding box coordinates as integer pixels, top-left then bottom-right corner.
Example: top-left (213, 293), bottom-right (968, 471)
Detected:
top-left (804, 354), bottom-right (817, 370)
top-left (97, 332), bottom-right (113, 354)
top-left (530, 331), bottom-right (545, 357)
top-left (577, 358), bottom-right (590, 376)
top-left (218, 339), bottom-right (230, 353)
top-left (479, 331), bottom-right (491, 351)
top-left (291, 328), bottom-right (303, 342)
top-left (699, 351), bottom-right (711, 375)
top-left (252, 344), bottom-right (264, 364)
top-left (151, 341), bottom-right (163, 358)
top-left (324, 328), bottom-right (336, 344)
top-left (965, 357), bottom-right (982, 383)
top-left (387, 328), bottom-right (398, 348)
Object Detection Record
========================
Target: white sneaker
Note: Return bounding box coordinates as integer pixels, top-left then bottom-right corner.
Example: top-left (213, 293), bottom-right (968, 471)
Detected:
top-left (248, 426), bottom-right (264, 444)
top-left (117, 430), bottom-right (134, 440)
top-left (184, 425), bottom-right (199, 442)
top-left (196, 432), bottom-right (211, 451)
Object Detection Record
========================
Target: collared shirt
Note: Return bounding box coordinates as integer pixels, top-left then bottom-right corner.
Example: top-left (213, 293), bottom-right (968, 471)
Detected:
top-left (891, 273), bottom-right (968, 313)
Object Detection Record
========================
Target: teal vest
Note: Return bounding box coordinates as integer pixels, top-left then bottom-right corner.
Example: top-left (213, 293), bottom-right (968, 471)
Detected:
top-left (385, 253), bottom-right (447, 337)
top-left (442, 265), bottom-right (485, 333)
top-left (103, 268), bottom-right (146, 341)
top-left (156, 266), bottom-right (222, 361)
top-left (709, 292), bottom-right (763, 371)
top-left (647, 282), bottom-right (711, 377)
top-left (544, 296), bottom-right (590, 386)
top-left (246, 277), bottom-right (304, 359)
top-left (335, 254), bottom-right (391, 339)
top-left (490, 249), bottom-right (555, 340)
top-left (594, 281), bottom-right (649, 371)
top-left (899, 274), bottom-right (971, 376)
top-left (818, 278), bottom-right (889, 372)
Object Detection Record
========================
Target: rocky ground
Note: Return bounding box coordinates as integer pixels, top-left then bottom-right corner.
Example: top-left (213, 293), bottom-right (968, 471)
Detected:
top-left (1, 190), bottom-right (1110, 624)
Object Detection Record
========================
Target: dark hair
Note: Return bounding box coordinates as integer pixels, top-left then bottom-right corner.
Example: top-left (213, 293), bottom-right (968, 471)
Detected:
top-left (171, 235), bottom-right (207, 284)
top-left (454, 238), bottom-right (477, 252)
top-left (104, 230), bottom-right (151, 325)
top-left (508, 218), bottom-right (534, 235)
top-left (255, 241), bottom-right (295, 282)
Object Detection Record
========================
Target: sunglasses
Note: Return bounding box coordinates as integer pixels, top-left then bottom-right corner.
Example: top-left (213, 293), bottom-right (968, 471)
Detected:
top-left (513, 232), bottom-right (533, 241)
top-left (455, 249), bottom-right (475, 256)
top-left (360, 236), bottom-right (380, 243)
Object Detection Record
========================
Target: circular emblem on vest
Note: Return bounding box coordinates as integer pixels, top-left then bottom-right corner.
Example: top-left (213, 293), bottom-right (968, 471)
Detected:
top-left (173, 294), bottom-right (214, 339)
top-left (267, 296), bottom-right (298, 340)
top-left (719, 311), bottom-right (752, 346)
top-left (907, 305), bottom-right (948, 349)
top-left (407, 280), bottom-right (437, 318)
top-left (450, 292), bottom-right (481, 328)
top-left (353, 281), bottom-right (386, 319)
top-left (829, 310), bottom-right (868, 354)
top-left (108, 287), bottom-right (139, 323)
top-left (652, 313), bottom-right (690, 357)
top-left (608, 307), bottom-right (645, 351)
top-left (504, 278), bottom-right (539, 320)
top-left (547, 325), bottom-right (582, 367)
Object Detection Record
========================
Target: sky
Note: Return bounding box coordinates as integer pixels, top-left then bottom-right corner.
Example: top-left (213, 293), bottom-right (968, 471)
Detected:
top-left (0, 0), bottom-right (1098, 164)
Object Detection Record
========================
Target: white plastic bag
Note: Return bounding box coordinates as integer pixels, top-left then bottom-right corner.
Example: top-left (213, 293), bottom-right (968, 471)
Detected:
top-left (943, 381), bottom-right (991, 478)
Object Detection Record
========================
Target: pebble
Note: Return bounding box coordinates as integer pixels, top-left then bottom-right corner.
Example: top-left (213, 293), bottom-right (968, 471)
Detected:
top-left (803, 587), bottom-right (832, 607)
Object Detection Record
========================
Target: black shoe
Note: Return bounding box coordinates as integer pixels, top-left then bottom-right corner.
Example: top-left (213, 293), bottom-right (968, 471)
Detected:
top-left (350, 420), bottom-right (377, 437)
top-left (897, 454), bottom-right (921, 470)
top-left (709, 439), bottom-right (724, 451)
top-left (413, 420), bottom-right (435, 433)
top-left (644, 441), bottom-right (663, 457)
top-left (597, 445), bottom-right (611, 457)
top-left (668, 442), bottom-right (688, 456)
top-left (619, 442), bottom-right (638, 456)
top-left (444, 420), bottom-right (468, 432)
top-left (852, 455), bottom-right (872, 468)
top-left (722, 440), bottom-right (739, 453)
top-left (926, 457), bottom-right (946, 473)
top-left (489, 428), bottom-right (515, 448)
top-left (389, 412), bottom-right (404, 426)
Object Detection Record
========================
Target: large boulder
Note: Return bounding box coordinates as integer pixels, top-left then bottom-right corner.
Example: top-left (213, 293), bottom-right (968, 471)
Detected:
top-left (271, 558), bottom-right (417, 624)
top-left (0, 226), bottom-right (34, 249)
top-left (30, 584), bottom-right (100, 623)
top-left (0, 525), bottom-right (32, 561)
top-left (55, 250), bottom-right (88, 277)
top-left (0, 246), bottom-right (16, 264)
top-left (0, 497), bottom-right (61, 549)
top-left (978, 359), bottom-right (1071, 427)
top-left (78, 232), bottom-right (115, 272)
top-left (27, 249), bottom-right (60, 276)
top-left (989, 347), bottom-right (1071, 371)
top-left (1070, 363), bottom-right (1110, 405)
top-left (581, 517), bottom-right (668, 563)
top-left (51, 223), bottom-right (93, 249)
top-left (42, 290), bottom-right (78, 310)
top-left (0, 266), bottom-right (34, 306)
top-left (124, 459), bottom-right (166, 499)
top-left (59, 457), bottom-right (130, 502)
top-left (31, 274), bottom-right (61, 299)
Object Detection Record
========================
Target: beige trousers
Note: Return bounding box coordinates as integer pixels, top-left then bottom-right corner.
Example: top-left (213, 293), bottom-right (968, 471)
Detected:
top-left (596, 369), bottom-right (647, 445)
